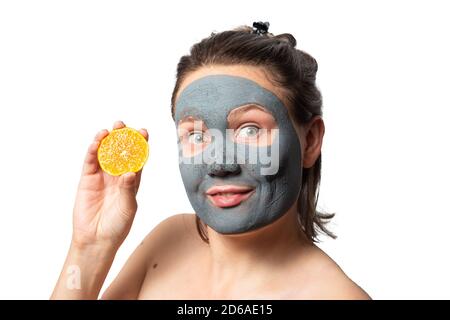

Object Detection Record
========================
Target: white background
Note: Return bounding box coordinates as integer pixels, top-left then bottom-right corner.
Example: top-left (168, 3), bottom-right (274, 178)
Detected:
top-left (0, 0), bottom-right (449, 299)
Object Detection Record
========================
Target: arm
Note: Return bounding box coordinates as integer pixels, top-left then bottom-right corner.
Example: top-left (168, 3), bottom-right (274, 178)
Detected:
top-left (51, 121), bottom-right (148, 300)
top-left (100, 237), bottom-right (150, 300)
top-left (100, 213), bottom-right (194, 300)
top-left (51, 242), bottom-right (117, 300)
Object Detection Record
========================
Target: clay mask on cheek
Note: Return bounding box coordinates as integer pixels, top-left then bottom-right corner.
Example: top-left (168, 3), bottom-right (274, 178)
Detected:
top-left (174, 74), bottom-right (303, 234)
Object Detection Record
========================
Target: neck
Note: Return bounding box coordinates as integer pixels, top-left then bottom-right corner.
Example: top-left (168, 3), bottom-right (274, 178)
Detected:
top-left (205, 204), bottom-right (311, 290)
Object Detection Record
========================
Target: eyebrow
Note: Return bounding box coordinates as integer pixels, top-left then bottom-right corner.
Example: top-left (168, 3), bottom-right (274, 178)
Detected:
top-left (227, 104), bottom-right (271, 120)
top-left (178, 115), bottom-right (202, 125)
top-left (177, 104), bottom-right (272, 125)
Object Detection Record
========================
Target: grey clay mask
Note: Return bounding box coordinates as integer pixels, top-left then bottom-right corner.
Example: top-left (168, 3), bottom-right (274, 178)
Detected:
top-left (174, 74), bottom-right (302, 234)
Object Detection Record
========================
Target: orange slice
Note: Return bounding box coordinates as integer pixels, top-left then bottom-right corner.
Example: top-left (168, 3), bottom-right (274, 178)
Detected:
top-left (98, 127), bottom-right (149, 176)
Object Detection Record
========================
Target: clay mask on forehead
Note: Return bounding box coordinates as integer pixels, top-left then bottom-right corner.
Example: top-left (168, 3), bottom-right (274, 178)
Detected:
top-left (174, 74), bottom-right (302, 234)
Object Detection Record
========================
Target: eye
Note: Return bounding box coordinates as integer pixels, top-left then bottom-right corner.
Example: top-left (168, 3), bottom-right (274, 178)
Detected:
top-left (188, 131), bottom-right (205, 144)
top-left (236, 125), bottom-right (260, 139)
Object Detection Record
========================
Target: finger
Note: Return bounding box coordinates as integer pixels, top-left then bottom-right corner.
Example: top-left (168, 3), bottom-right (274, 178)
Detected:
top-left (113, 120), bottom-right (126, 130)
top-left (118, 172), bottom-right (138, 217)
top-left (82, 141), bottom-right (101, 175)
top-left (82, 129), bottom-right (109, 175)
top-left (138, 128), bottom-right (148, 141)
top-left (94, 129), bottom-right (109, 142)
top-left (134, 167), bottom-right (144, 194)
top-left (120, 172), bottom-right (136, 191)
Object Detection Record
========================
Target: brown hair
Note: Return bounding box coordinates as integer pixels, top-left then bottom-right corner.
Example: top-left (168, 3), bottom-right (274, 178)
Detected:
top-left (170, 25), bottom-right (336, 242)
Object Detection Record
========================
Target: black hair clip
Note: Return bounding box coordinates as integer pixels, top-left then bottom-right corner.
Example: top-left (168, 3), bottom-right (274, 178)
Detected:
top-left (252, 21), bottom-right (270, 35)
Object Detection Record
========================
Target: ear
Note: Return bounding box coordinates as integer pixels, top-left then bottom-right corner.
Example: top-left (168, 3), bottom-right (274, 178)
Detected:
top-left (302, 116), bottom-right (325, 169)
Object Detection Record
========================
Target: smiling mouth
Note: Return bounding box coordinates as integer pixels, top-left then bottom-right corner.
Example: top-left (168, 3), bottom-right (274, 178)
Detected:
top-left (205, 185), bottom-right (255, 208)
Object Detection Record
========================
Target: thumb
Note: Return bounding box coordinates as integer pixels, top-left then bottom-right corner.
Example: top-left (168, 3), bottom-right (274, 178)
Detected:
top-left (119, 172), bottom-right (138, 206)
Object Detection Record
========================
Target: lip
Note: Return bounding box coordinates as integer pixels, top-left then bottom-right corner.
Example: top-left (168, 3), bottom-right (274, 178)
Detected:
top-left (205, 185), bottom-right (255, 208)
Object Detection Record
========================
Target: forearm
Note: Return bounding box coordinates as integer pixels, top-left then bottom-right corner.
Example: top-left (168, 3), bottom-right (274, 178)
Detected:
top-left (51, 242), bottom-right (118, 300)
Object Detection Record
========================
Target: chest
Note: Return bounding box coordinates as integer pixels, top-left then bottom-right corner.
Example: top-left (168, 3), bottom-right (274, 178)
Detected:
top-left (138, 264), bottom-right (312, 299)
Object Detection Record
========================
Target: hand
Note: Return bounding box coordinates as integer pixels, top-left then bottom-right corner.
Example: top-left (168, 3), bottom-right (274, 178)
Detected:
top-left (72, 120), bottom-right (148, 249)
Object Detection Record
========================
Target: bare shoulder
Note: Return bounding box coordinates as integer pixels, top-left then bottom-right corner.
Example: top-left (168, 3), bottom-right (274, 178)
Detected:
top-left (140, 213), bottom-right (202, 250)
top-left (102, 213), bottom-right (201, 299)
top-left (298, 245), bottom-right (371, 300)
top-left (137, 213), bottom-right (207, 294)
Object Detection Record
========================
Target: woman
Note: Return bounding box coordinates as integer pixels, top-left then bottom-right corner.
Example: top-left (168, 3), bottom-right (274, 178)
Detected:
top-left (51, 23), bottom-right (371, 299)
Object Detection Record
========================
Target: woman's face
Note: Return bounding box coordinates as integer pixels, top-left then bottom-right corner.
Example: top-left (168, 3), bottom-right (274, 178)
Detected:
top-left (173, 65), bottom-right (304, 234)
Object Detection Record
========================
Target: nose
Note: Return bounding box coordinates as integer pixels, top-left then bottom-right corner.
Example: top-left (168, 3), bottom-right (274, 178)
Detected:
top-left (207, 163), bottom-right (241, 177)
